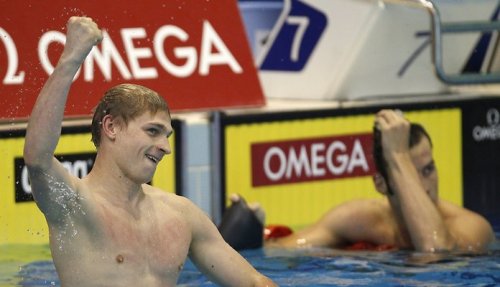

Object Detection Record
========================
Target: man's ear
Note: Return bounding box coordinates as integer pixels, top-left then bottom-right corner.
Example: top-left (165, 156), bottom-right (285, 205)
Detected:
top-left (101, 114), bottom-right (119, 141)
top-left (373, 173), bottom-right (389, 196)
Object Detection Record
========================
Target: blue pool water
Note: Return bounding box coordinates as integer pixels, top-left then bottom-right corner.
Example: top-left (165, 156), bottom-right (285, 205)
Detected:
top-left (178, 247), bottom-right (500, 287)
top-left (2, 239), bottom-right (499, 287)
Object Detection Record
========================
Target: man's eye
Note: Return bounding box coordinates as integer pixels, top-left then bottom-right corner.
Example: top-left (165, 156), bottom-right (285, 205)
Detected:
top-left (147, 129), bottom-right (159, 135)
top-left (422, 164), bottom-right (435, 177)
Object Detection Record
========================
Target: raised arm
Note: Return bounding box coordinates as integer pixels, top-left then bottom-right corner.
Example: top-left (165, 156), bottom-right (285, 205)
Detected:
top-left (23, 17), bottom-right (102, 222)
top-left (375, 110), bottom-right (455, 252)
top-left (187, 202), bottom-right (276, 287)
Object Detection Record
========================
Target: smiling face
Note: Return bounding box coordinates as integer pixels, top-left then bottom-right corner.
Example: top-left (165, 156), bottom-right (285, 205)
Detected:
top-left (114, 110), bottom-right (173, 184)
top-left (91, 84), bottom-right (170, 148)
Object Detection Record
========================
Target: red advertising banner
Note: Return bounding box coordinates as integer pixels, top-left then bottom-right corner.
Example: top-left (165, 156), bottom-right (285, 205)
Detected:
top-left (0, 0), bottom-right (264, 121)
top-left (251, 133), bottom-right (375, 186)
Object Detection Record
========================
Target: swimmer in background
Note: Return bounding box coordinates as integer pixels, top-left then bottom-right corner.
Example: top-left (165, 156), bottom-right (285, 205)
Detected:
top-left (225, 110), bottom-right (495, 253)
top-left (24, 17), bottom-right (276, 287)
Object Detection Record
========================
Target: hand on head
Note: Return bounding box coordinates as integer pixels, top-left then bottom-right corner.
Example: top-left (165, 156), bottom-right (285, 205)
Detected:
top-left (375, 109), bottom-right (411, 159)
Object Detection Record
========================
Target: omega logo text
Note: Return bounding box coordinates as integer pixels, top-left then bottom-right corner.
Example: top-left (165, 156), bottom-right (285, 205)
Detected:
top-left (251, 134), bottom-right (375, 187)
top-left (473, 108), bottom-right (500, 141)
top-left (1, 21), bottom-right (241, 85)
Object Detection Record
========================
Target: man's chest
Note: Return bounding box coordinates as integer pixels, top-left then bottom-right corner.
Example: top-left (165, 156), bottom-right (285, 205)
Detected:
top-left (73, 201), bottom-right (192, 272)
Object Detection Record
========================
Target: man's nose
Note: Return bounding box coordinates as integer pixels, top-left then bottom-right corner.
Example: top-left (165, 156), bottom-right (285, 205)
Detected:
top-left (158, 137), bottom-right (171, 155)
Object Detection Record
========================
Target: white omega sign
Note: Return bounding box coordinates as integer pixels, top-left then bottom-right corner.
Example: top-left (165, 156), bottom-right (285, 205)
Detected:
top-left (263, 139), bottom-right (369, 181)
top-left (472, 108), bottom-right (500, 141)
top-left (1, 20), bottom-right (242, 85)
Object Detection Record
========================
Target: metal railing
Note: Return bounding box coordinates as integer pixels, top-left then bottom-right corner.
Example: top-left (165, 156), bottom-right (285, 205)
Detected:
top-left (395, 0), bottom-right (500, 84)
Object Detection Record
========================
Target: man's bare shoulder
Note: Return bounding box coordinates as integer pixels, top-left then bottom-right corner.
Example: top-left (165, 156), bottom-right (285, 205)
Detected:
top-left (438, 200), bottom-right (495, 250)
top-left (320, 198), bottom-right (391, 230)
top-left (334, 198), bottom-right (389, 217)
top-left (438, 200), bottom-right (484, 218)
top-left (143, 185), bottom-right (190, 204)
top-left (142, 185), bottom-right (201, 215)
top-left (438, 200), bottom-right (493, 229)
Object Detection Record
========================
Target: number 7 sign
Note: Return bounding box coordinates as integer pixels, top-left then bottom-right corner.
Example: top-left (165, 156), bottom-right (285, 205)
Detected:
top-left (257, 0), bottom-right (327, 71)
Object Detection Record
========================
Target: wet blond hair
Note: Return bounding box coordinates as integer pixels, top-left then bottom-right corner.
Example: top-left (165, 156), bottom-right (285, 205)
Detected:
top-left (91, 84), bottom-right (170, 147)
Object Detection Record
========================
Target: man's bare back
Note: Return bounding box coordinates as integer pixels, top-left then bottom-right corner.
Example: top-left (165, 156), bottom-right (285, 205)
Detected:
top-left (268, 198), bottom-right (403, 249)
top-left (265, 196), bottom-right (493, 253)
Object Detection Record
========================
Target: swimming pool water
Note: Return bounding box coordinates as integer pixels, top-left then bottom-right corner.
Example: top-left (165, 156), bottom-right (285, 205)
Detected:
top-left (1, 239), bottom-right (499, 287)
top-left (179, 246), bottom-right (500, 287)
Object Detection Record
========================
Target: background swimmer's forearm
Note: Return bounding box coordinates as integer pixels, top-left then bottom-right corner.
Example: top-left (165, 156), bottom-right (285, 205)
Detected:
top-left (388, 156), bottom-right (455, 252)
